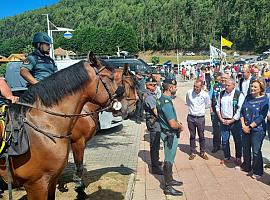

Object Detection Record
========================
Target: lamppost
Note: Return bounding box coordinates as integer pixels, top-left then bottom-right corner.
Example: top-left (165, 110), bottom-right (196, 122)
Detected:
top-left (43, 14), bottom-right (74, 59)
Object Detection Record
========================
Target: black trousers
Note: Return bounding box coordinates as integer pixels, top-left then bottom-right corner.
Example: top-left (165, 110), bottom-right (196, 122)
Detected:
top-left (135, 97), bottom-right (144, 119)
top-left (146, 120), bottom-right (161, 169)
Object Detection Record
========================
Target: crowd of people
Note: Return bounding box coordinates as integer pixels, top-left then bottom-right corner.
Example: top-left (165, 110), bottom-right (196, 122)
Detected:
top-left (133, 60), bottom-right (270, 196)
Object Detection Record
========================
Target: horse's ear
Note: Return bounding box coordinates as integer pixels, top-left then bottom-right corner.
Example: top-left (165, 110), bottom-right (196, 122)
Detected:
top-left (123, 63), bottom-right (129, 75)
top-left (87, 51), bottom-right (104, 69)
top-left (87, 51), bottom-right (96, 65)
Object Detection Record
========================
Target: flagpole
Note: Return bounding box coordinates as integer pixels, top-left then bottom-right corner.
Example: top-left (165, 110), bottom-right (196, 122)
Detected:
top-left (220, 36), bottom-right (223, 67)
top-left (209, 44), bottom-right (211, 60)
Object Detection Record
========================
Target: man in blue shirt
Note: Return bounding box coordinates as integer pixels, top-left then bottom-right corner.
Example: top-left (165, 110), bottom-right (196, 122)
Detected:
top-left (157, 78), bottom-right (183, 196)
top-left (20, 32), bottom-right (58, 85)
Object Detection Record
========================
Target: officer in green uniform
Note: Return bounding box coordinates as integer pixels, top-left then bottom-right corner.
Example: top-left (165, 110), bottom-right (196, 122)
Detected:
top-left (144, 77), bottom-right (163, 175)
top-left (157, 78), bottom-right (183, 196)
top-left (20, 32), bottom-right (58, 85)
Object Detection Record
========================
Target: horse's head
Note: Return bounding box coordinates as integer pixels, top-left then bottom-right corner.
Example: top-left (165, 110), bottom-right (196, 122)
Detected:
top-left (85, 52), bottom-right (124, 108)
top-left (113, 68), bottom-right (137, 119)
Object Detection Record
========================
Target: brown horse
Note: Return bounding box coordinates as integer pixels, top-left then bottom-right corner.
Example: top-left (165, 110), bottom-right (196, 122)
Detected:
top-left (0, 53), bottom-right (123, 200)
top-left (70, 65), bottom-right (137, 195)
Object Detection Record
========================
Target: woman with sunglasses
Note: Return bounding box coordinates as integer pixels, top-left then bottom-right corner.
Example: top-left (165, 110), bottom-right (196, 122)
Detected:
top-left (240, 79), bottom-right (269, 180)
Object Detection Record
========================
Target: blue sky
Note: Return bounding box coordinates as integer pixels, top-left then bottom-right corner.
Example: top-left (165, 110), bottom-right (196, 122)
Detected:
top-left (0, 0), bottom-right (59, 19)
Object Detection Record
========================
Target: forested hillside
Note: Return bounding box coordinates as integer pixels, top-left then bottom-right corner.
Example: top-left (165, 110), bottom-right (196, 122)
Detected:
top-left (0, 0), bottom-right (269, 56)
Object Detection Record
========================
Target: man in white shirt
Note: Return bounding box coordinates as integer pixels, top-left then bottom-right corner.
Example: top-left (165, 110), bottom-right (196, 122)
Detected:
top-left (216, 78), bottom-right (245, 165)
top-left (239, 65), bottom-right (255, 97)
top-left (186, 79), bottom-right (211, 160)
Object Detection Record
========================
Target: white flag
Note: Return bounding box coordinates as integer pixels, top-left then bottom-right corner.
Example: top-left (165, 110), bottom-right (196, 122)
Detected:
top-left (210, 44), bottom-right (226, 58)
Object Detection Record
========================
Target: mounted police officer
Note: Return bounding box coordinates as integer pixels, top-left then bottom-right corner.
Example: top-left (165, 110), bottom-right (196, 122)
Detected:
top-left (144, 77), bottom-right (163, 175)
top-left (20, 32), bottom-right (58, 85)
top-left (157, 78), bottom-right (183, 196)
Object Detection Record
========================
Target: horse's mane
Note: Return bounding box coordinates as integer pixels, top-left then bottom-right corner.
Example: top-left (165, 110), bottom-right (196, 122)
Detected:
top-left (19, 60), bottom-right (90, 107)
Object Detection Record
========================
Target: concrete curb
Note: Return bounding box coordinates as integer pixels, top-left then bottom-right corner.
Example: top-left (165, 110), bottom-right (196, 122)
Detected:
top-left (124, 173), bottom-right (136, 200)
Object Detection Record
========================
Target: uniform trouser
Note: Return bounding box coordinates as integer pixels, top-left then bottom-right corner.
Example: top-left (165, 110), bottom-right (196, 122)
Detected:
top-left (160, 131), bottom-right (178, 164)
top-left (146, 120), bottom-right (161, 169)
top-left (135, 97), bottom-right (144, 119)
top-left (242, 130), bottom-right (265, 176)
top-left (220, 121), bottom-right (242, 159)
top-left (187, 115), bottom-right (206, 154)
top-left (210, 112), bottom-right (221, 149)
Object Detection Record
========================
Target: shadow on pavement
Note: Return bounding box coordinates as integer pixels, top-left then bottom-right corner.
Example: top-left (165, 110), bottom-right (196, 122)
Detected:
top-left (178, 143), bottom-right (190, 156)
top-left (97, 124), bottom-right (124, 135)
top-left (259, 171), bottom-right (270, 186)
top-left (58, 163), bottom-right (134, 199)
top-left (204, 125), bottom-right (213, 133)
top-left (83, 187), bottom-right (124, 200)
top-left (85, 124), bottom-right (134, 150)
top-left (138, 150), bottom-right (164, 187)
top-left (143, 131), bottom-right (150, 143)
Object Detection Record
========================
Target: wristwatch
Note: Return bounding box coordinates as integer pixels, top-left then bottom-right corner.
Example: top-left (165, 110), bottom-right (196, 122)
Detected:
top-left (249, 125), bottom-right (252, 129)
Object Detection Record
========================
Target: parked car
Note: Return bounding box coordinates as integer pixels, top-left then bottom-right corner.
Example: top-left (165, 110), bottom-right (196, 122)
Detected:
top-left (257, 53), bottom-right (269, 61)
top-left (233, 60), bottom-right (246, 65)
top-left (233, 52), bottom-right (240, 57)
top-left (100, 56), bottom-right (151, 74)
top-left (5, 61), bottom-right (123, 130)
top-left (244, 57), bottom-right (256, 64)
top-left (199, 51), bottom-right (210, 56)
top-left (263, 49), bottom-right (270, 54)
top-left (184, 51), bottom-right (195, 56)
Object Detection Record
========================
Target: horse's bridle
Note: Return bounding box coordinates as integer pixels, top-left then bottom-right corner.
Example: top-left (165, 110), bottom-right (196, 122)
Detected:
top-left (92, 65), bottom-right (116, 104)
top-left (122, 73), bottom-right (137, 106)
top-left (13, 62), bottom-right (120, 142)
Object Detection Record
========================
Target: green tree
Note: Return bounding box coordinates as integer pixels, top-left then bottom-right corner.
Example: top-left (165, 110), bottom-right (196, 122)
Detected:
top-left (151, 56), bottom-right (160, 65)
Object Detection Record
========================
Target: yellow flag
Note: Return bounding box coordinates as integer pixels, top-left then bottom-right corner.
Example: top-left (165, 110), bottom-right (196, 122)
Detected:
top-left (221, 36), bottom-right (233, 48)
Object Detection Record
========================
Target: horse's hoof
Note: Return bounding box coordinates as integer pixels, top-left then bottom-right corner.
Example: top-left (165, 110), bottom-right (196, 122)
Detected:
top-left (76, 189), bottom-right (87, 200)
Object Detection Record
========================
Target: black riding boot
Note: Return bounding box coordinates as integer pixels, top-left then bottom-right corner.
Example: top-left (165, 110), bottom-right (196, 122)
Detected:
top-left (163, 162), bottom-right (183, 196)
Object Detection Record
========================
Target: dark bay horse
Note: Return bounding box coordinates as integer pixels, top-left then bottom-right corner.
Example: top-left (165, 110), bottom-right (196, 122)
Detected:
top-left (0, 54), bottom-right (122, 200)
top-left (70, 65), bottom-right (137, 195)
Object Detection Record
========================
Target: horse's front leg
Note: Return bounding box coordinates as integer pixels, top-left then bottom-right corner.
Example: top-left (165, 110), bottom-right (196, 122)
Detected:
top-left (24, 178), bottom-right (49, 200)
top-left (71, 138), bottom-right (86, 193)
top-left (48, 178), bottom-right (57, 200)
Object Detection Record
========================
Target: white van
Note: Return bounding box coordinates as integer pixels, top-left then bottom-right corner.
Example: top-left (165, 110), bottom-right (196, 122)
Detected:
top-left (5, 60), bottom-right (122, 130)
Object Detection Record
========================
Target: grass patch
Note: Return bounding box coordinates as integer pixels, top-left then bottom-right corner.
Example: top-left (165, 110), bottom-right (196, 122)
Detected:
top-left (3, 172), bottom-right (130, 200)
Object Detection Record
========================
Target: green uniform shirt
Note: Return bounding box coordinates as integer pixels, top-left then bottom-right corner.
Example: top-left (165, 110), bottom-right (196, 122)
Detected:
top-left (157, 94), bottom-right (177, 130)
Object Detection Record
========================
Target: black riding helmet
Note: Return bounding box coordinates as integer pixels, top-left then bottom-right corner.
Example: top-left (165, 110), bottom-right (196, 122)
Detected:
top-left (32, 32), bottom-right (52, 46)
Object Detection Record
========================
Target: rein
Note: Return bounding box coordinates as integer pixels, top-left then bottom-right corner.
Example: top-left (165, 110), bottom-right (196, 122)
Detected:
top-left (14, 102), bottom-right (111, 118)
top-left (23, 118), bottom-right (71, 143)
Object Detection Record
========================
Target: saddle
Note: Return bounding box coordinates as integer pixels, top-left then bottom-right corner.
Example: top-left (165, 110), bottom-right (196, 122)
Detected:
top-left (0, 99), bottom-right (29, 158)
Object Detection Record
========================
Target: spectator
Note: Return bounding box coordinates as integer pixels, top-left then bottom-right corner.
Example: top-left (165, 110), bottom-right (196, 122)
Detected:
top-left (186, 79), bottom-right (211, 160)
top-left (209, 73), bottom-right (225, 153)
top-left (239, 65), bottom-right (255, 97)
top-left (216, 78), bottom-right (245, 165)
top-left (240, 79), bottom-right (269, 180)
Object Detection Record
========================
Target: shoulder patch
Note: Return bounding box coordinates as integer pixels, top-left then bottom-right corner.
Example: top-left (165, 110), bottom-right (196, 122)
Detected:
top-left (23, 58), bottom-right (30, 65)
